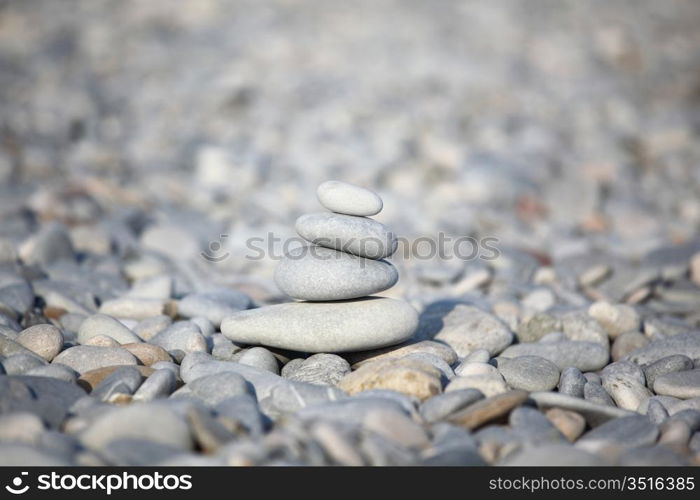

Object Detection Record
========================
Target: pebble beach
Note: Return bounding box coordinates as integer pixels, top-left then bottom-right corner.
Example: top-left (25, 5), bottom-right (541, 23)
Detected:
top-left (2, 0), bottom-right (700, 466)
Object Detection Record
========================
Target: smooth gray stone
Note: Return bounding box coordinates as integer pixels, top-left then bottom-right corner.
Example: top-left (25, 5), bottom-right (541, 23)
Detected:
top-left (602, 361), bottom-right (646, 385)
top-left (643, 354), bottom-right (694, 389)
top-left (91, 366), bottom-right (144, 401)
top-left (576, 415), bottom-right (659, 453)
top-left (583, 382), bottom-right (616, 407)
top-left (132, 368), bottom-right (177, 402)
top-left (52, 345), bottom-right (137, 374)
top-left (0, 277), bottom-right (34, 316)
top-left (181, 358), bottom-right (307, 401)
top-left (530, 391), bottom-right (633, 426)
top-left (182, 371), bottom-right (252, 405)
top-left (190, 316), bottom-right (215, 337)
top-left (79, 403), bottom-right (193, 451)
top-left (186, 405), bottom-right (237, 452)
top-left (654, 369), bottom-right (700, 399)
top-left (133, 315), bottom-right (172, 341)
top-left (295, 397), bottom-right (411, 424)
top-left (403, 352), bottom-right (454, 381)
top-left (150, 321), bottom-right (207, 354)
top-left (421, 423), bottom-right (484, 466)
top-left (21, 223), bottom-right (75, 266)
top-left (77, 314), bottom-right (141, 345)
top-left (427, 303), bottom-right (513, 357)
top-left (638, 395), bottom-right (682, 414)
top-left (211, 335), bottom-right (243, 361)
top-left (238, 347), bottom-right (279, 375)
top-left (316, 180), bottom-right (383, 217)
top-left (619, 446), bottom-right (689, 466)
top-left (646, 398), bottom-right (669, 424)
top-left (221, 297), bottom-right (418, 353)
top-left (0, 335), bottom-right (36, 357)
top-left (360, 432), bottom-right (417, 466)
top-left (583, 372), bottom-right (601, 384)
top-left (419, 389), bottom-right (484, 423)
top-left (669, 409), bottom-right (700, 432)
top-left (558, 367), bottom-right (586, 398)
top-left (178, 289), bottom-right (251, 327)
top-left (2, 353), bottom-right (47, 375)
top-left (501, 443), bottom-right (602, 466)
top-left (99, 438), bottom-right (184, 466)
top-left (669, 397), bottom-right (700, 415)
top-left (500, 340), bottom-right (609, 371)
top-left (267, 382), bottom-right (346, 414)
top-left (282, 353), bottom-right (350, 386)
top-left (215, 395), bottom-right (269, 435)
top-left (37, 430), bottom-right (81, 458)
top-left (274, 246), bottom-right (398, 301)
top-left (497, 355), bottom-right (560, 391)
top-left (625, 331), bottom-right (700, 365)
top-left (150, 361), bottom-right (179, 377)
top-left (0, 312), bottom-right (21, 333)
top-left (0, 375), bottom-right (86, 428)
top-left (352, 390), bottom-right (421, 418)
top-left (126, 275), bottom-right (173, 300)
top-left (0, 443), bottom-right (73, 465)
top-left (509, 406), bottom-right (565, 443)
top-left (474, 425), bottom-right (518, 447)
top-left (0, 411), bottom-right (44, 444)
top-left (295, 212), bottom-right (397, 259)
top-left (601, 361), bottom-right (651, 410)
top-left (16, 324), bottom-right (64, 361)
top-left (25, 365), bottom-right (80, 383)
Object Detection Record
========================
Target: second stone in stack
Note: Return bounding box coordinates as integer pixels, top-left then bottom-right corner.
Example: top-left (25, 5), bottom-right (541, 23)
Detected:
top-left (221, 180), bottom-right (418, 353)
top-left (275, 180), bottom-right (399, 301)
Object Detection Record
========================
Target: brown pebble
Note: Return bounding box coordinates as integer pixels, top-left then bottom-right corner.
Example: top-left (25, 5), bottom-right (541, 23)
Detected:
top-left (447, 390), bottom-right (529, 430)
top-left (122, 343), bottom-right (172, 366)
top-left (545, 408), bottom-right (586, 441)
top-left (78, 365), bottom-right (155, 392)
top-left (611, 331), bottom-right (649, 361)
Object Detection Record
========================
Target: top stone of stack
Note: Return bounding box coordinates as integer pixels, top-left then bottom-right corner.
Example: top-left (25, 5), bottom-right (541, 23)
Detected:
top-left (317, 180), bottom-right (383, 217)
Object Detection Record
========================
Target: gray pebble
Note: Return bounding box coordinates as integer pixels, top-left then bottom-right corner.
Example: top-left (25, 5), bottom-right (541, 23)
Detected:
top-left (500, 340), bottom-right (609, 371)
top-left (2, 353), bottom-right (47, 375)
top-left (25, 364), bottom-right (78, 383)
top-left (558, 367), bottom-right (586, 398)
top-left (654, 369), bottom-right (700, 399)
top-left (215, 394), bottom-right (269, 435)
top-left (295, 212), bottom-right (397, 259)
top-left (79, 403), bottom-right (193, 451)
top-left (274, 246), bottom-right (398, 301)
top-left (133, 315), bottom-right (172, 341)
top-left (238, 347), bottom-right (279, 375)
top-left (150, 321), bottom-right (207, 355)
top-left (133, 369), bottom-right (177, 401)
top-left (646, 398), bottom-right (669, 424)
top-left (177, 289), bottom-right (250, 327)
top-left (644, 354), bottom-right (694, 389)
top-left (419, 389), bottom-right (484, 423)
top-left (502, 443), bottom-right (601, 466)
top-left (530, 391), bottom-right (632, 427)
top-left (182, 371), bottom-right (252, 405)
top-left (497, 355), bottom-right (560, 391)
top-left (316, 180), bottom-right (383, 217)
top-left (17, 324), bottom-right (64, 361)
top-left (576, 415), bottom-right (659, 453)
top-left (583, 382), bottom-right (616, 407)
top-left (282, 353), bottom-right (350, 385)
top-left (90, 366), bottom-right (144, 401)
top-left (625, 331), bottom-right (700, 365)
top-left (77, 314), bottom-right (141, 345)
top-left (52, 345), bottom-right (137, 374)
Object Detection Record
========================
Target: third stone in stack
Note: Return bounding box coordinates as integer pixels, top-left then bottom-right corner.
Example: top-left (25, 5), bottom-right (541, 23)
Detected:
top-left (221, 181), bottom-right (418, 353)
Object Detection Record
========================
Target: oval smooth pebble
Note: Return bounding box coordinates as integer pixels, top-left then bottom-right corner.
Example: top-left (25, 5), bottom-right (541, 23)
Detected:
top-left (295, 212), bottom-right (397, 259)
top-left (221, 297), bottom-right (418, 353)
top-left (317, 180), bottom-right (383, 216)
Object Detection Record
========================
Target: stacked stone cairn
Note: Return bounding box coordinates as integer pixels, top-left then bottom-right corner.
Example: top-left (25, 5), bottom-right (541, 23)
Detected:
top-left (222, 181), bottom-right (418, 352)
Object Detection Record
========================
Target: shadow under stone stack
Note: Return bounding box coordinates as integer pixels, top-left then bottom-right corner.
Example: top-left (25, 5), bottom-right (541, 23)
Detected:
top-left (221, 181), bottom-right (418, 352)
